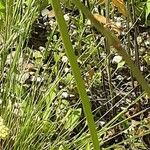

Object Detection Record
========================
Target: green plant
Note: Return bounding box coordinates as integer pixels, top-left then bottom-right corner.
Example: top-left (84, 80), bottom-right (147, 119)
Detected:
top-left (51, 0), bottom-right (100, 149)
top-left (0, 0), bottom-right (150, 150)
top-left (146, 0), bottom-right (150, 24)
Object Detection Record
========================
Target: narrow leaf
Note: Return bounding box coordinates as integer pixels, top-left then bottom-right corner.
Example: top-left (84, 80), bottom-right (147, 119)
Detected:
top-left (112, 0), bottom-right (128, 17)
top-left (146, 0), bottom-right (150, 23)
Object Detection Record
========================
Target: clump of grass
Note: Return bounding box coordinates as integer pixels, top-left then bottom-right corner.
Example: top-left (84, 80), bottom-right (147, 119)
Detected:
top-left (0, 0), bottom-right (150, 150)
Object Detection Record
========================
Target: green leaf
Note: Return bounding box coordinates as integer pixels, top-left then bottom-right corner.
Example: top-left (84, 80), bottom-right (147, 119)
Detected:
top-left (146, 0), bottom-right (150, 23)
top-left (64, 108), bottom-right (82, 130)
top-left (33, 51), bottom-right (43, 65)
top-left (0, 2), bottom-right (5, 10)
top-left (117, 61), bottom-right (125, 69)
top-left (85, 142), bottom-right (91, 150)
top-left (59, 145), bottom-right (70, 150)
top-left (33, 51), bottom-right (43, 59)
top-left (0, 0), bottom-right (5, 8)
top-left (37, 0), bottom-right (49, 11)
top-left (42, 120), bottom-right (56, 134)
top-left (0, 0), bottom-right (5, 19)
top-left (56, 99), bottom-right (69, 119)
top-left (143, 52), bottom-right (150, 65)
top-left (25, 0), bottom-right (50, 11)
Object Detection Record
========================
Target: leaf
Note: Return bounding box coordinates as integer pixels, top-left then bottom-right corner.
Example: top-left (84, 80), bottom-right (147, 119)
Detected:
top-left (112, 0), bottom-right (128, 17)
top-left (59, 145), bottom-right (70, 150)
top-left (93, 14), bottom-right (108, 25)
top-left (56, 99), bottom-right (69, 119)
top-left (143, 52), bottom-right (150, 65)
top-left (93, 14), bottom-right (121, 35)
top-left (25, 0), bottom-right (33, 6)
top-left (97, 0), bottom-right (105, 5)
top-left (117, 61), bottom-right (125, 69)
top-left (33, 51), bottom-right (43, 59)
top-left (0, 0), bottom-right (5, 19)
top-left (146, 0), bottom-right (150, 23)
top-left (42, 120), bottom-right (56, 134)
top-left (0, 1), bottom-right (5, 11)
top-left (85, 142), bottom-right (91, 150)
top-left (112, 55), bottom-right (125, 69)
top-left (64, 108), bottom-right (82, 130)
top-left (37, 0), bottom-right (49, 11)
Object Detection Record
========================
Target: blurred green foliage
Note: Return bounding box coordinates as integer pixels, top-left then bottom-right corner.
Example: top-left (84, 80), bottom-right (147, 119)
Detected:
top-left (135, 0), bottom-right (150, 25)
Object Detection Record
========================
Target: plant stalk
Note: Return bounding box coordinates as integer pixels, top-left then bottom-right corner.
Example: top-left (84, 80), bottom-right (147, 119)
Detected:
top-left (51, 0), bottom-right (100, 149)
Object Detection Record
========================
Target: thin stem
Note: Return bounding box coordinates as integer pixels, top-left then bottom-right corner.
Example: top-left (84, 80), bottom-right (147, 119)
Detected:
top-left (131, 0), bottom-right (141, 96)
top-left (51, 0), bottom-right (100, 150)
top-left (126, 0), bottom-right (135, 91)
top-left (105, 0), bottom-right (114, 117)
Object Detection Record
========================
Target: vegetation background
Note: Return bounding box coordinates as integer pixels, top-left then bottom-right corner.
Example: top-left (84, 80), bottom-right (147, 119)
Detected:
top-left (0, 0), bottom-right (150, 149)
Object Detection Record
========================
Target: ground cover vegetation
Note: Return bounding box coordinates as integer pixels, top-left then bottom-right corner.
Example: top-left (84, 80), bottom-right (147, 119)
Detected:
top-left (0, 0), bottom-right (150, 149)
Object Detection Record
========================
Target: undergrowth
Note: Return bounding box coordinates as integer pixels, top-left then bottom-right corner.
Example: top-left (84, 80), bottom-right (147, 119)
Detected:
top-left (0, 0), bottom-right (150, 150)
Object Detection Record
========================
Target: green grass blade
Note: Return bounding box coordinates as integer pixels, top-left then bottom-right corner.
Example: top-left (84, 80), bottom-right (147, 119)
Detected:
top-left (51, 0), bottom-right (100, 150)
